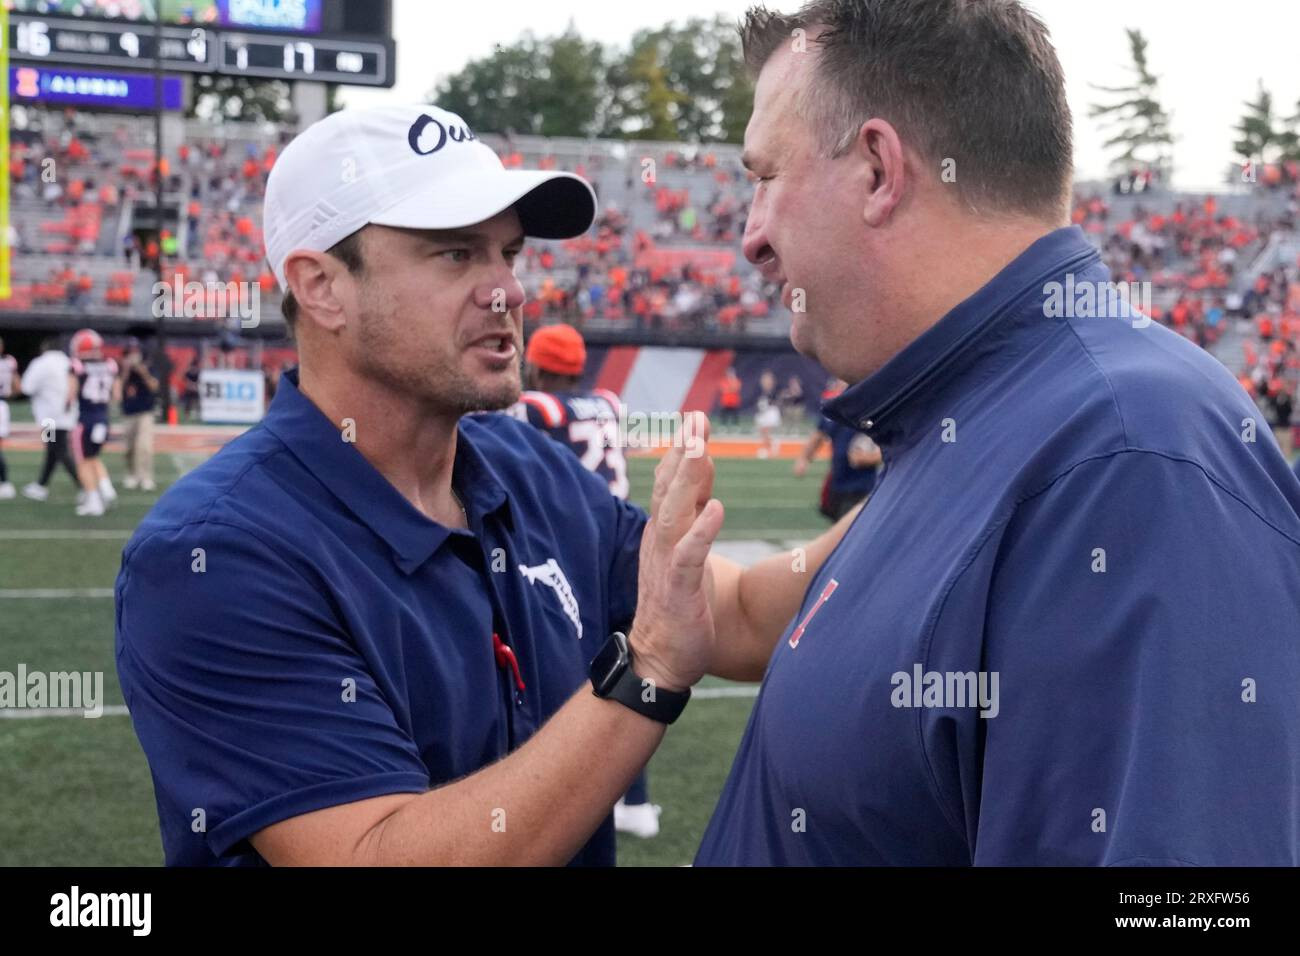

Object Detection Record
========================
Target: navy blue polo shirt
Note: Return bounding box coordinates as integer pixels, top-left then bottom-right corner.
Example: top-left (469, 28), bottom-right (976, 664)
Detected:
top-left (696, 226), bottom-right (1300, 866)
top-left (115, 368), bottom-right (645, 866)
top-left (817, 415), bottom-right (878, 496)
top-left (121, 364), bottom-right (158, 416)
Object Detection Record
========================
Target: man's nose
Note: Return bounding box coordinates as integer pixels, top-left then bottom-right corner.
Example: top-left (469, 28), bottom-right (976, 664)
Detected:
top-left (742, 202), bottom-right (772, 266)
top-left (476, 270), bottom-right (526, 313)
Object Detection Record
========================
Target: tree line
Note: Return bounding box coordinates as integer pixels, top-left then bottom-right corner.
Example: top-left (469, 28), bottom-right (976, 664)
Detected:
top-left (431, 16), bottom-right (752, 143)
top-left (186, 19), bottom-right (1287, 187)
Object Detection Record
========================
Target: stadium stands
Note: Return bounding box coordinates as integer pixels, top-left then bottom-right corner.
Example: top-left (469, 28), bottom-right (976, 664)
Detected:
top-left (4, 104), bottom-right (1300, 431)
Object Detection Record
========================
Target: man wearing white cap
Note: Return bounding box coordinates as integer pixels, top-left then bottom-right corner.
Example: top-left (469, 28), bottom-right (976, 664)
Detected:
top-left (115, 105), bottom-right (858, 866)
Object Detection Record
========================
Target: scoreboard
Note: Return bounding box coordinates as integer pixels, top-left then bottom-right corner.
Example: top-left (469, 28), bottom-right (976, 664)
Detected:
top-left (7, 3), bottom-right (394, 87)
top-left (219, 31), bottom-right (388, 85)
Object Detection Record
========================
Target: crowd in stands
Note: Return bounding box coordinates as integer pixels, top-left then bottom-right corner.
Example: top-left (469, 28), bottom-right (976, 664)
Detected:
top-left (632, 150), bottom-right (750, 244)
top-left (1238, 256), bottom-right (1300, 452)
top-left (1074, 192), bottom-right (1251, 348)
top-left (8, 112), bottom-right (118, 262)
top-left (518, 204), bottom-right (778, 333)
top-left (502, 144), bottom-right (784, 332)
top-left (4, 107), bottom-right (281, 316)
top-left (1245, 159), bottom-right (1300, 191)
top-left (7, 110), bottom-right (782, 331)
top-left (7, 107), bottom-right (1300, 440)
top-left (1070, 187), bottom-right (1300, 446)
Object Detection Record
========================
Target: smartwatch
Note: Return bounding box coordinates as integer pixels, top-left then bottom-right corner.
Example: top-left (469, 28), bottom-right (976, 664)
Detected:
top-left (589, 631), bottom-right (691, 724)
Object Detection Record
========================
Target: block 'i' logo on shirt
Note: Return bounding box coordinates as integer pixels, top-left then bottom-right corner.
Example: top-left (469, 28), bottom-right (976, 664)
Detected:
top-left (788, 579), bottom-right (839, 649)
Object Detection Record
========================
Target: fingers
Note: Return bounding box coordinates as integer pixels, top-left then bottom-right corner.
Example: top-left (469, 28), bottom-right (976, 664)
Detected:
top-left (682, 453), bottom-right (715, 513)
top-left (657, 430), bottom-right (715, 543)
top-left (667, 499), bottom-right (724, 594)
top-left (686, 410), bottom-right (711, 447)
top-left (649, 411), bottom-right (713, 517)
top-left (650, 442), bottom-right (685, 521)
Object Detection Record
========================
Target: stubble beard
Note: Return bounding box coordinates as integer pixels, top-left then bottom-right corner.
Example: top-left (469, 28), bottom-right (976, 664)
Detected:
top-left (356, 301), bottom-right (522, 415)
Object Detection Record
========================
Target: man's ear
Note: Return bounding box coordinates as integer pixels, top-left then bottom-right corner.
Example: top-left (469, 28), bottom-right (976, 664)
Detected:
top-left (856, 118), bottom-right (907, 229)
top-left (284, 250), bottom-right (352, 332)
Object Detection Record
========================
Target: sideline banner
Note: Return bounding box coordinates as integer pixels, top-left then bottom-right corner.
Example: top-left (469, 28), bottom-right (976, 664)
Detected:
top-left (199, 369), bottom-right (264, 424)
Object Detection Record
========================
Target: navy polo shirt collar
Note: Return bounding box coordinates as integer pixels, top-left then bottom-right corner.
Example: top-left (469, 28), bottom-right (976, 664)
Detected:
top-left (824, 226), bottom-right (1101, 448)
top-left (262, 368), bottom-right (512, 574)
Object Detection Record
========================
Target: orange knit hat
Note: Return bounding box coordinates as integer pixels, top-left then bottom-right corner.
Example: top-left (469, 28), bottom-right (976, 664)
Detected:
top-left (525, 323), bottom-right (586, 376)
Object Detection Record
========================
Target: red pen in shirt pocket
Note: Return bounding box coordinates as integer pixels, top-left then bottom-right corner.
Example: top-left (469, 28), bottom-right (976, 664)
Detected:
top-left (492, 632), bottom-right (526, 692)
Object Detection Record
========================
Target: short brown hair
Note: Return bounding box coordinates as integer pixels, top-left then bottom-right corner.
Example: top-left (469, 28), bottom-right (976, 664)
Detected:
top-left (279, 228), bottom-right (368, 329)
top-left (741, 0), bottom-right (1073, 219)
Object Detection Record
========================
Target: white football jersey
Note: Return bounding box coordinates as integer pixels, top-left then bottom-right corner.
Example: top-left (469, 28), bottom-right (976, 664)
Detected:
top-left (0, 354), bottom-right (16, 399)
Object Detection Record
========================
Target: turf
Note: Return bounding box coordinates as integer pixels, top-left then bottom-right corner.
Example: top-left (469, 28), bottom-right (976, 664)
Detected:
top-left (0, 445), bottom-right (829, 866)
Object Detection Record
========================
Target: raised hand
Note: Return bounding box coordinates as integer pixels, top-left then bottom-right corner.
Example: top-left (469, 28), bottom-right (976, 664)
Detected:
top-left (629, 411), bottom-right (725, 693)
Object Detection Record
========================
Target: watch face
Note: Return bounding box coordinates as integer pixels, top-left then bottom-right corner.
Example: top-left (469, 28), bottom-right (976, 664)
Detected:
top-left (591, 632), bottom-right (629, 695)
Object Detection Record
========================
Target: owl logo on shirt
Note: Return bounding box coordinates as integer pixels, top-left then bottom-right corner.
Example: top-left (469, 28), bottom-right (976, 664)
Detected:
top-left (518, 559), bottom-right (582, 639)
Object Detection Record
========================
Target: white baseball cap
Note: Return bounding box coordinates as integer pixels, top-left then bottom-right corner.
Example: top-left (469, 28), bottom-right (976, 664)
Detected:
top-left (263, 104), bottom-right (597, 291)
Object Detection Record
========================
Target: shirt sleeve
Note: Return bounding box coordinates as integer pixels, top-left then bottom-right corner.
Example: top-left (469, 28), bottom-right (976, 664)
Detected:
top-left (115, 520), bottom-right (430, 862)
top-left (931, 450), bottom-right (1300, 865)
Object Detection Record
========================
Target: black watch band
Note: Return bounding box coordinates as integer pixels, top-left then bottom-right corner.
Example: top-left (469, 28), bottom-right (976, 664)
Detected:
top-left (589, 631), bottom-right (691, 724)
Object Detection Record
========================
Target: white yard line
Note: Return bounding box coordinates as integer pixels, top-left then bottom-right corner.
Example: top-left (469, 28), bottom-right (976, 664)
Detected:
top-left (693, 686), bottom-right (759, 700)
top-left (0, 530), bottom-right (132, 540)
top-left (0, 588), bottom-right (114, 598)
top-left (0, 705), bottom-right (129, 719)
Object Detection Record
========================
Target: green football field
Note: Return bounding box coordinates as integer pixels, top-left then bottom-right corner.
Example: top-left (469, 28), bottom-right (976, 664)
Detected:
top-left (0, 445), bottom-right (831, 867)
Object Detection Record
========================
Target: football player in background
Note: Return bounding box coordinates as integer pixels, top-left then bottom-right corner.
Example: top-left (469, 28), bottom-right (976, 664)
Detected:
top-left (793, 378), bottom-right (883, 520)
top-left (508, 323), bottom-right (661, 837)
top-left (512, 323), bottom-right (628, 499)
top-left (20, 335), bottom-right (80, 502)
top-left (0, 336), bottom-right (17, 499)
top-left (69, 329), bottom-right (121, 517)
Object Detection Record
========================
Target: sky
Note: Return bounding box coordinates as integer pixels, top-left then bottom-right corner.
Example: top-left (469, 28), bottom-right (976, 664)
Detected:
top-left (341, 0), bottom-right (1300, 190)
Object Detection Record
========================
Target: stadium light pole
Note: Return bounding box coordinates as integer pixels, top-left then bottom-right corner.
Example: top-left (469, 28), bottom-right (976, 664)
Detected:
top-left (152, 5), bottom-right (172, 422)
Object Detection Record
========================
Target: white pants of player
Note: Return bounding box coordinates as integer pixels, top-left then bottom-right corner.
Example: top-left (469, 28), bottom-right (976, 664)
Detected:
top-left (123, 411), bottom-right (155, 484)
